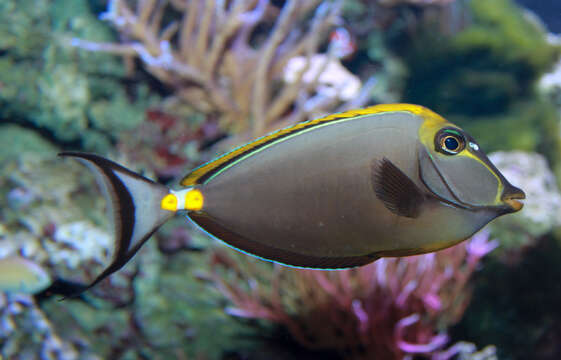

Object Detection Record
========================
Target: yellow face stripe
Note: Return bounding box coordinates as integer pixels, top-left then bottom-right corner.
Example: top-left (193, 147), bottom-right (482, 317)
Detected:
top-left (181, 104), bottom-right (445, 186)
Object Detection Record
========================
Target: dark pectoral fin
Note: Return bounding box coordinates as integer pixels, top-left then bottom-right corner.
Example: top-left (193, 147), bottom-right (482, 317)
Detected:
top-left (371, 158), bottom-right (424, 218)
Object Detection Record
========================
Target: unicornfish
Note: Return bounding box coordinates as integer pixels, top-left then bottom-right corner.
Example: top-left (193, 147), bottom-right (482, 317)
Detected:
top-left (59, 104), bottom-right (525, 291)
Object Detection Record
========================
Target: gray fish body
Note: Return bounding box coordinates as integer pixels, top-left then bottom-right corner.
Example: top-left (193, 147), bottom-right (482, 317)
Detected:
top-left (195, 112), bottom-right (496, 263)
top-left (59, 104), bottom-right (525, 290)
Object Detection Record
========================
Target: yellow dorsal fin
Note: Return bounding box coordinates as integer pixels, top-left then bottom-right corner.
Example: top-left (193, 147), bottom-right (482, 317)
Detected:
top-left (181, 104), bottom-right (442, 186)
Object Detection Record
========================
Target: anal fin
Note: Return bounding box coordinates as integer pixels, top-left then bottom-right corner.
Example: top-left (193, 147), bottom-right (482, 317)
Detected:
top-left (189, 212), bottom-right (378, 269)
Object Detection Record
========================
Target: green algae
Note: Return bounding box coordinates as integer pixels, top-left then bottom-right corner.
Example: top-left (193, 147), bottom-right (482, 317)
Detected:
top-left (393, 0), bottom-right (561, 178)
top-left (401, 0), bottom-right (560, 115)
top-left (39, 239), bottom-right (248, 359)
top-left (450, 99), bottom-right (559, 153)
top-left (0, 125), bottom-right (57, 163)
top-left (0, 0), bottom-right (157, 152)
top-left (2, 0), bottom-right (560, 358)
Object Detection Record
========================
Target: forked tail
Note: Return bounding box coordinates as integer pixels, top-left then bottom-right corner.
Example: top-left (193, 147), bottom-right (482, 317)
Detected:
top-left (59, 152), bottom-right (177, 293)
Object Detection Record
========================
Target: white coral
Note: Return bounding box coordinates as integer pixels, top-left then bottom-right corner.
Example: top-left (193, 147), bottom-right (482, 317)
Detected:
top-left (489, 151), bottom-right (561, 245)
top-left (283, 54), bottom-right (362, 101)
top-left (539, 57), bottom-right (561, 91)
top-left (47, 221), bottom-right (112, 269)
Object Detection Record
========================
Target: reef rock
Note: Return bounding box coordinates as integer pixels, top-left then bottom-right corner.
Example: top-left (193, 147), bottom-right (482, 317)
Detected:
top-left (488, 151), bottom-right (561, 256)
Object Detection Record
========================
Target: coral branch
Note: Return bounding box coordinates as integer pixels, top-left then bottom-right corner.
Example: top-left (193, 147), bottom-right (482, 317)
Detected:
top-left (73, 0), bottom-right (364, 137)
top-left (209, 231), bottom-right (498, 359)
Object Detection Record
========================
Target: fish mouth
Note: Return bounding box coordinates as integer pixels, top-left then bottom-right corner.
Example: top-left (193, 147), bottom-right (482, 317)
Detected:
top-left (503, 197), bottom-right (524, 212)
top-left (501, 186), bottom-right (525, 213)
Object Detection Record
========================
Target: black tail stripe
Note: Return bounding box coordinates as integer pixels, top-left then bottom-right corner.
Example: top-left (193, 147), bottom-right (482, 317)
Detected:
top-left (59, 152), bottom-right (136, 283)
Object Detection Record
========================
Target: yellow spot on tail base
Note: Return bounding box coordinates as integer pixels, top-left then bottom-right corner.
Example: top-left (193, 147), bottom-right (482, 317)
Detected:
top-left (161, 193), bottom-right (178, 212)
top-left (185, 189), bottom-right (204, 211)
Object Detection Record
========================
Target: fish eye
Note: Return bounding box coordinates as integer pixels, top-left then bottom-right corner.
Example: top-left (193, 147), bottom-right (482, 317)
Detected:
top-left (435, 129), bottom-right (465, 155)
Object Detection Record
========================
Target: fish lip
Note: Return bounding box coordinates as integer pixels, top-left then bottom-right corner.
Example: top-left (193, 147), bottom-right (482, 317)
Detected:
top-left (503, 198), bottom-right (524, 212)
top-left (501, 187), bottom-right (525, 213)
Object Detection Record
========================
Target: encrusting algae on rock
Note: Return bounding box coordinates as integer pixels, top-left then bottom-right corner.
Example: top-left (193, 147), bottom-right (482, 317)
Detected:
top-left (6, 1), bottom-right (559, 358)
top-left (0, 0), bottom-right (157, 153)
top-left (487, 151), bottom-right (561, 259)
top-left (0, 293), bottom-right (96, 359)
top-left (0, 153), bottom-right (113, 288)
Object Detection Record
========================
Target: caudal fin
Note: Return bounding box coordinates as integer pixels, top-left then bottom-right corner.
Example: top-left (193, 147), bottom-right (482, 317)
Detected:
top-left (59, 152), bottom-right (175, 293)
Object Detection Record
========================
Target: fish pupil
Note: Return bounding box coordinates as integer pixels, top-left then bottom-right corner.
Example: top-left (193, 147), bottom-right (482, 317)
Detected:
top-left (444, 136), bottom-right (459, 151)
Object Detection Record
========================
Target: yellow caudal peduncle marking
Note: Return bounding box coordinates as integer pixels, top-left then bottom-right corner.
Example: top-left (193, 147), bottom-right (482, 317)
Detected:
top-left (161, 193), bottom-right (178, 212)
top-left (182, 104), bottom-right (441, 186)
top-left (161, 189), bottom-right (205, 212)
top-left (185, 189), bottom-right (204, 211)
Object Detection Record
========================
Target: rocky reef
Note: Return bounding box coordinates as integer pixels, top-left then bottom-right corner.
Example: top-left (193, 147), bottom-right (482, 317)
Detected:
top-left (488, 151), bottom-right (561, 258)
top-left (0, 0), bottom-right (156, 152)
top-left (71, 0), bottom-right (376, 138)
top-left (0, 294), bottom-right (94, 360)
top-left (1, 0), bottom-right (561, 359)
top-left (394, 0), bottom-right (561, 176)
top-left (0, 152), bottom-right (111, 279)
